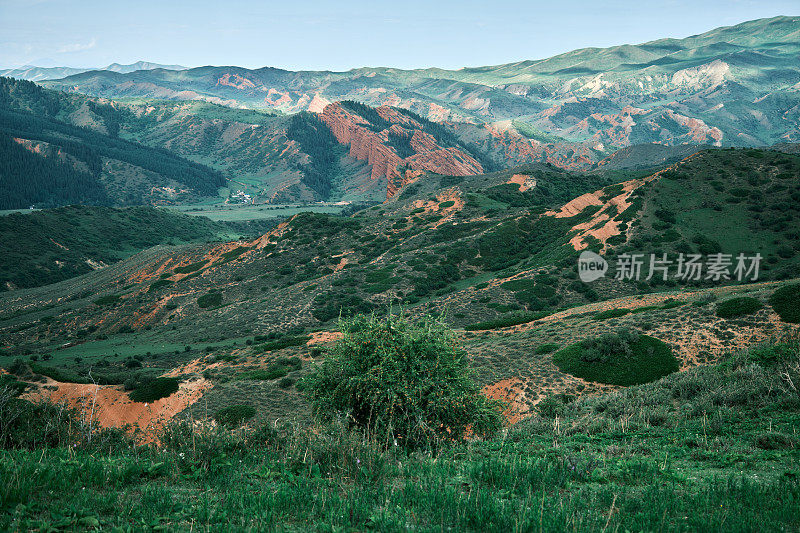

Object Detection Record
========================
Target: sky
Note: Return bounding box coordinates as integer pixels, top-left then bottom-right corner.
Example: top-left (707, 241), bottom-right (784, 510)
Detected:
top-left (0, 0), bottom-right (798, 71)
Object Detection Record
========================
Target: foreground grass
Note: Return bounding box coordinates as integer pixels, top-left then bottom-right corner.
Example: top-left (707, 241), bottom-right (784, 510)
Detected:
top-left (2, 342), bottom-right (800, 531)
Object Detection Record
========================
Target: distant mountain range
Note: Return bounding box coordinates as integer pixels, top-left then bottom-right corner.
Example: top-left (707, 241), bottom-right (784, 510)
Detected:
top-left (37, 16), bottom-right (800, 152)
top-left (0, 61), bottom-right (187, 82)
top-left (2, 16), bottom-right (799, 207)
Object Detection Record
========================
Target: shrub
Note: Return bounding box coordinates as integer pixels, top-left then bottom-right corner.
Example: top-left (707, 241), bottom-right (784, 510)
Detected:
top-left (236, 357), bottom-right (298, 380)
top-left (536, 394), bottom-right (571, 418)
top-left (214, 405), bottom-right (256, 427)
top-left (769, 284), bottom-right (800, 323)
top-left (307, 313), bottom-right (503, 449)
top-left (128, 377), bottom-right (181, 403)
top-left (148, 279), bottom-right (173, 292)
top-left (197, 292), bottom-right (223, 309)
top-left (278, 377), bottom-right (296, 389)
top-left (535, 343), bottom-right (560, 355)
top-left (174, 260), bottom-right (208, 274)
top-left (553, 330), bottom-right (678, 386)
top-left (716, 297), bottom-right (763, 319)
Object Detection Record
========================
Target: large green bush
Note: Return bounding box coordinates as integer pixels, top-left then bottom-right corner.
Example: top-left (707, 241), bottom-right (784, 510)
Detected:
top-left (197, 292), bottom-right (223, 309)
top-left (307, 313), bottom-right (503, 449)
top-left (769, 284), bottom-right (800, 323)
top-left (128, 377), bottom-right (181, 403)
top-left (716, 297), bottom-right (763, 319)
top-left (553, 330), bottom-right (678, 386)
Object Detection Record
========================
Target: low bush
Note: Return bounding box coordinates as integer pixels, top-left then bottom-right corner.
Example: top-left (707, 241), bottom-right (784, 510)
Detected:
top-left (716, 297), bottom-right (763, 318)
top-left (534, 343), bottom-right (560, 355)
top-left (769, 283), bottom-right (800, 323)
top-left (93, 294), bottom-right (121, 306)
top-left (237, 357), bottom-right (301, 381)
top-left (464, 311), bottom-right (551, 331)
top-left (128, 377), bottom-right (181, 403)
top-left (148, 279), bottom-right (173, 292)
top-left (307, 313), bottom-right (503, 449)
top-left (197, 292), bottom-right (223, 309)
top-left (553, 330), bottom-right (678, 386)
top-left (174, 260), bottom-right (208, 274)
top-left (278, 377), bottom-right (296, 389)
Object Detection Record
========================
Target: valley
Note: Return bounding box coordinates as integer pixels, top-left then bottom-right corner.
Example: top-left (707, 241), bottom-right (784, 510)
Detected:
top-left (1, 12), bottom-right (799, 531)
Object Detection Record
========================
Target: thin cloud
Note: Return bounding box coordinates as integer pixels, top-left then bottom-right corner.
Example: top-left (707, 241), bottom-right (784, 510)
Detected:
top-left (57, 37), bottom-right (96, 54)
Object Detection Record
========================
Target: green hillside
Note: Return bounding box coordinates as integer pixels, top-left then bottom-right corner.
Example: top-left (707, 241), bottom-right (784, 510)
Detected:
top-left (0, 78), bottom-right (227, 207)
top-left (0, 205), bottom-right (275, 291)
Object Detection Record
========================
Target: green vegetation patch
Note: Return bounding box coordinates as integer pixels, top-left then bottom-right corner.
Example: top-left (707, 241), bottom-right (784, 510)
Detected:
top-left (148, 279), bottom-right (173, 292)
top-left (93, 294), bottom-right (121, 306)
top-left (308, 313), bottom-right (502, 449)
top-left (464, 311), bottom-right (551, 331)
top-left (128, 377), bottom-right (181, 403)
top-left (197, 292), bottom-right (223, 309)
top-left (214, 405), bottom-right (256, 427)
top-left (553, 331), bottom-right (678, 386)
top-left (534, 343), bottom-right (560, 355)
top-left (769, 284), bottom-right (800, 323)
top-left (238, 357), bottom-right (302, 381)
top-left (174, 260), bottom-right (208, 274)
top-left (716, 297), bottom-right (763, 319)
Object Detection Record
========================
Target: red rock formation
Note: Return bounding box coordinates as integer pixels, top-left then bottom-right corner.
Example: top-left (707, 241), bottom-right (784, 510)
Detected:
top-left (320, 102), bottom-right (483, 198)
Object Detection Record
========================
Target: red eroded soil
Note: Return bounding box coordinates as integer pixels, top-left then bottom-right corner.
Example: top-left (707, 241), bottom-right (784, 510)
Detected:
top-left (23, 377), bottom-right (212, 442)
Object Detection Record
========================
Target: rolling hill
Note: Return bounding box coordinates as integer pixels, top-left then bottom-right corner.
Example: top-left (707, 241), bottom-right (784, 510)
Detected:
top-left (2, 145), bottom-right (798, 407)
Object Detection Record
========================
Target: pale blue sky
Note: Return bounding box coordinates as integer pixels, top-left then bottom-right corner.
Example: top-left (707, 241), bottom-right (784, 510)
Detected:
top-left (0, 0), bottom-right (797, 71)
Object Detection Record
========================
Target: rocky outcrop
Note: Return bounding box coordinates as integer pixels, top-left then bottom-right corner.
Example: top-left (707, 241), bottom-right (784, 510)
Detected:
top-left (320, 103), bottom-right (483, 198)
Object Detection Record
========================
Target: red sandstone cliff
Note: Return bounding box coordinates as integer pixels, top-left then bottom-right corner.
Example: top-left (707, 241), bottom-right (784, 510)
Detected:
top-left (319, 103), bottom-right (483, 198)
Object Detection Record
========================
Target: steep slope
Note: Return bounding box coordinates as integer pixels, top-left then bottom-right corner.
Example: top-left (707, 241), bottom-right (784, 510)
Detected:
top-left (320, 101), bottom-right (485, 197)
top-left (0, 78), bottom-right (227, 207)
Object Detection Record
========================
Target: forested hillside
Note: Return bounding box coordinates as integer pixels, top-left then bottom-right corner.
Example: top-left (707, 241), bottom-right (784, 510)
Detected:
top-left (0, 78), bottom-right (227, 207)
top-left (0, 206), bottom-right (275, 291)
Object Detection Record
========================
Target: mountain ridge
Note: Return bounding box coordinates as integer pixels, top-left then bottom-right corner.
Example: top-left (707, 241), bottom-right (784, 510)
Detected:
top-left (39, 16), bottom-right (800, 154)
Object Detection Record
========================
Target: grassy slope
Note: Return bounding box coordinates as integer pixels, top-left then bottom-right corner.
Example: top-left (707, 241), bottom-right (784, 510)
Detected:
top-left (611, 148), bottom-right (800, 283)
top-left (1, 340), bottom-right (798, 531)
